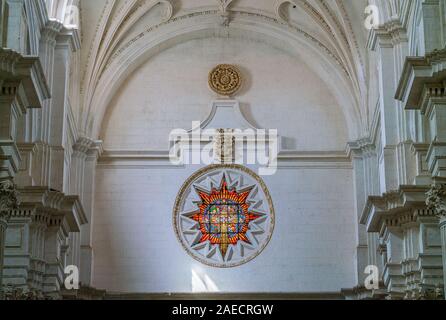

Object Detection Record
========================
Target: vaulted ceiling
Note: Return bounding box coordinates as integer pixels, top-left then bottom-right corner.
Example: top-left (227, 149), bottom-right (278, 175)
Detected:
top-left (75, 0), bottom-right (373, 139)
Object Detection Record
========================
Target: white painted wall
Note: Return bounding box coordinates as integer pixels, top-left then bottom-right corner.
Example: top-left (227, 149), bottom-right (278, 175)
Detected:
top-left (93, 36), bottom-right (357, 293)
top-left (101, 36), bottom-right (348, 152)
top-left (93, 166), bottom-right (356, 293)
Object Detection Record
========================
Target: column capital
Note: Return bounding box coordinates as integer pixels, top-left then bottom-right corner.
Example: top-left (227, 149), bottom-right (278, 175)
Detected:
top-left (55, 25), bottom-right (81, 53)
top-left (426, 184), bottom-right (446, 223)
top-left (367, 20), bottom-right (408, 51)
top-left (347, 138), bottom-right (376, 159)
top-left (41, 20), bottom-right (64, 44)
top-left (73, 137), bottom-right (103, 161)
top-left (0, 179), bottom-right (19, 223)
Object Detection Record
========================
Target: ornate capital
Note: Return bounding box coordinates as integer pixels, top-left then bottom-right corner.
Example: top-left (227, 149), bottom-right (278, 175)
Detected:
top-left (0, 180), bottom-right (19, 222)
top-left (426, 184), bottom-right (446, 221)
top-left (2, 285), bottom-right (48, 300)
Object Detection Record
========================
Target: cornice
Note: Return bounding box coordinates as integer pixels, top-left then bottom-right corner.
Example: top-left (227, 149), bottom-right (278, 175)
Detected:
top-left (106, 10), bottom-right (348, 77)
top-left (13, 187), bottom-right (88, 232)
top-left (73, 137), bottom-right (103, 160)
top-left (346, 138), bottom-right (376, 159)
top-left (367, 19), bottom-right (408, 51)
top-left (395, 48), bottom-right (446, 111)
top-left (41, 19), bottom-right (64, 41)
top-left (0, 48), bottom-right (51, 109)
top-left (361, 185), bottom-right (434, 234)
top-left (56, 26), bottom-right (81, 52)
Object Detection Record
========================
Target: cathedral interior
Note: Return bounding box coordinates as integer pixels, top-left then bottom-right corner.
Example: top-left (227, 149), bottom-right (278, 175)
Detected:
top-left (0, 0), bottom-right (446, 301)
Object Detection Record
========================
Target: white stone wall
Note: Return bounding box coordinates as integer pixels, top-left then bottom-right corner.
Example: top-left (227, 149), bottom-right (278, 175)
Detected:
top-left (93, 166), bottom-right (356, 293)
top-left (101, 37), bottom-right (348, 152)
top-left (93, 36), bottom-right (357, 293)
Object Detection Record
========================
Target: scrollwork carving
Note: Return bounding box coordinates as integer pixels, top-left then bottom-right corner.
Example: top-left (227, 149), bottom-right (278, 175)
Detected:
top-left (426, 184), bottom-right (446, 220)
top-left (0, 180), bottom-right (19, 221)
top-left (2, 285), bottom-right (49, 300)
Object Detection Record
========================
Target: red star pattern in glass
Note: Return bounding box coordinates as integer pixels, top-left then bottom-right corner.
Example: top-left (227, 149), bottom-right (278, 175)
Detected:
top-left (191, 177), bottom-right (260, 258)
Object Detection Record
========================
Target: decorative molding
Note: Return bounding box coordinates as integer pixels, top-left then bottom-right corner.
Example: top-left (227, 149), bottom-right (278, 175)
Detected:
top-left (426, 184), bottom-right (446, 221)
top-left (395, 48), bottom-right (446, 111)
top-left (0, 180), bottom-right (19, 221)
top-left (208, 65), bottom-right (242, 97)
top-left (82, 7), bottom-right (365, 138)
top-left (361, 185), bottom-right (434, 234)
top-left (0, 48), bottom-right (51, 109)
top-left (13, 187), bottom-right (88, 232)
top-left (2, 285), bottom-right (50, 300)
top-left (97, 149), bottom-right (352, 170)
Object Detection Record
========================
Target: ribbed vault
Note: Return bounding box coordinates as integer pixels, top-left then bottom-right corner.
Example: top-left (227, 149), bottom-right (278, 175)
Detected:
top-left (78, 0), bottom-right (371, 141)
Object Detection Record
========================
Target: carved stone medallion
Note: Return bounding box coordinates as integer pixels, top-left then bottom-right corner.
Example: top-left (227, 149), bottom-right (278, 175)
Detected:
top-left (208, 64), bottom-right (242, 96)
top-left (173, 165), bottom-right (275, 268)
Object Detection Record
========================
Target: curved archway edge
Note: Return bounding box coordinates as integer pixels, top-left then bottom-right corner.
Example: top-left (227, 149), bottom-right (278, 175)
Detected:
top-left (85, 11), bottom-right (362, 140)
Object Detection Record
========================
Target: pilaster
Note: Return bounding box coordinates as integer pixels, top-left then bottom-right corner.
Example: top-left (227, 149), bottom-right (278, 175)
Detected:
top-left (361, 186), bottom-right (444, 299)
top-left (78, 139), bottom-right (102, 287)
top-left (48, 26), bottom-right (79, 192)
top-left (426, 183), bottom-right (446, 298)
top-left (368, 21), bottom-right (409, 193)
top-left (347, 139), bottom-right (380, 291)
top-left (2, 187), bottom-right (87, 299)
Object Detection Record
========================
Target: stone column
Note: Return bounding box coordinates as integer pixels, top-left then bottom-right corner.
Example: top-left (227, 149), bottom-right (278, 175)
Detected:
top-left (347, 139), bottom-right (381, 297)
top-left (0, 180), bottom-right (18, 293)
top-left (79, 140), bottom-right (102, 287)
top-left (427, 184), bottom-right (446, 298)
top-left (49, 28), bottom-right (79, 192)
top-left (368, 21), bottom-right (413, 196)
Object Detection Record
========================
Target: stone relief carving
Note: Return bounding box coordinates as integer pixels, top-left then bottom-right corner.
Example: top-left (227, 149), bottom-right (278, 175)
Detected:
top-left (426, 184), bottom-right (446, 220)
top-left (208, 64), bottom-right (242, 96)
top-left (2, 285), bottom-right (50, 300)
top-left (412, 286), bottom-right (444, 300)
top-left (217, 0), bottom-right (234, 26)
top-left (0, 180), bottom-right (19, 221)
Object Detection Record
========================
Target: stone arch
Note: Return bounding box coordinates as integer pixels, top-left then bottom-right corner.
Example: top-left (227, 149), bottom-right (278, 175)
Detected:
top-left (84, 11), bottom-right (363, 141)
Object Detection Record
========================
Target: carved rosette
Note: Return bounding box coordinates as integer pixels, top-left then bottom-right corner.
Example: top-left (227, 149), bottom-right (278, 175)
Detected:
top-left (0, 180), bottom-right (19, 223)
top-left (209, 64), bottom-right (242, 96)
top-left (426, 184), bottom-right (446, 222)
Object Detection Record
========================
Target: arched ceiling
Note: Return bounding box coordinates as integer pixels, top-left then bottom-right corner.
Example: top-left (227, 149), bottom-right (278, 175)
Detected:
top-left (76, 0), bottom-right (372, 140)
